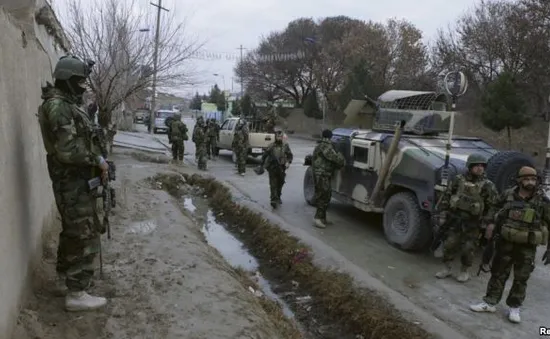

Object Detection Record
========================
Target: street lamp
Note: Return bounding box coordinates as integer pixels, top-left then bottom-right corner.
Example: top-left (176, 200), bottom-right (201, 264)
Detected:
top-left (213, 73), bottom-right (228, 113)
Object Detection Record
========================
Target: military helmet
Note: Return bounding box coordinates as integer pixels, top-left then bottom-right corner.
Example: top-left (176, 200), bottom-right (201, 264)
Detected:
top-left (53, 55), bottom-right (93, 81)
top-left (466, 153), bottom-right (487, 168)
top-left (517, 166), bottom-right (537, 178)
top-left (274, 127), bottom-right (283, 135)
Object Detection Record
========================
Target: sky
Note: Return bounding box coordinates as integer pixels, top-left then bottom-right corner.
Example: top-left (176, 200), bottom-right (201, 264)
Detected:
top-left (50, 0), bottom-right (481, 98)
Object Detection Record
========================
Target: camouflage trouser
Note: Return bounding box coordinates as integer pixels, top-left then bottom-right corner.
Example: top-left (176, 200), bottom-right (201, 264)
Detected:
top-left (483, 240), bottom-right (536, 307)
top-left (442, 217), bottom-right (480, 267)
top-left (171, 139), bottom-right (184, 160)
top-left (195, 142), bottom-right (208, 170)
top-left (313, 174), bottom-right (332, 221)
top-left (53, 176), bottom-right (100, 292)
top-left (206, 137), bottom-right (217, 157)
top-left (268, 169), bottom-right (285, 202)
top-left (234, 146), bottom-right (248, 173)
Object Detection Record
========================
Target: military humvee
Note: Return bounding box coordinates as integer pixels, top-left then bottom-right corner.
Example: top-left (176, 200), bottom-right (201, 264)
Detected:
top-left (303, 90), bottom-right (536, 251)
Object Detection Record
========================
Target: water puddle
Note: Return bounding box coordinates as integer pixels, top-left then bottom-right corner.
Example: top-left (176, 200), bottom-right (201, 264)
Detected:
top-left (201, 210), bottom-right (295, 319)
top-left (128, 219), bottom-right (157, 235)
top-left (183, 198), bottom-right (196, 213)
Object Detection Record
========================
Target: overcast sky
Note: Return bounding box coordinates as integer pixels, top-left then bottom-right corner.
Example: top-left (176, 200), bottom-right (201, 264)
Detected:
top-left (51, 0), bottom-right (480, 98)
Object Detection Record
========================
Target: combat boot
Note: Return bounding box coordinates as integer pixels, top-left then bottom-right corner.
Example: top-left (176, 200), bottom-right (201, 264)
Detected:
top-left (435, 262), bottom-right (453, 279)
top-left (469, 301), bottom-right (497, 313)
top-left (313, 218), bottom-right (326, 229)
top-left (65, 291), bottom-right (107, 312)
top-left (456, 266), bottom-right (470, 282)
top-left (270, 201), bottom-right (278, 209)
top-left (508, 307), bottom-right (521, 323)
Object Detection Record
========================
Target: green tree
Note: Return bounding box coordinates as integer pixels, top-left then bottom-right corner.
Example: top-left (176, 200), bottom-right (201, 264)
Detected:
top-left (209, 84), bottom-right (227, 111)
top-left (480, 72), bottom-right (530, 148)
top-left (190, 92), bottom-right (202, 110)
top-left (232, 98), bottom-right (242, 116)
top-left (303, 91), bottom-right (322, 119)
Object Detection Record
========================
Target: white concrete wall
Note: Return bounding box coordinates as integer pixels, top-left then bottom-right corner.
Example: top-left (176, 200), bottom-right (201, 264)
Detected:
top-left (0, 1), bottom-right (68, 337)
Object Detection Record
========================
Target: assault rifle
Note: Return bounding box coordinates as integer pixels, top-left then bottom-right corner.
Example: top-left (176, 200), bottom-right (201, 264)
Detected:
top-left (92, 123), bottom-right (117, 236)
top-left (478, 229), bottom-right (499, 276)
top-left (88, 161), bottom-right (117, 239)
top-left (477, 212), bottom-right (504, 276)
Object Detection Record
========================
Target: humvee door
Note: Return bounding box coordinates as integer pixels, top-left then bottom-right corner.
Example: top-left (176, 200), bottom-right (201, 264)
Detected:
top-left (333, 138), bottom-right (378, 206)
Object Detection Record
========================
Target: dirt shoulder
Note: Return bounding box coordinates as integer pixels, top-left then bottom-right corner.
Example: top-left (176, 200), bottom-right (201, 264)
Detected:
top-left (12, 151), bottom-right (300, 339)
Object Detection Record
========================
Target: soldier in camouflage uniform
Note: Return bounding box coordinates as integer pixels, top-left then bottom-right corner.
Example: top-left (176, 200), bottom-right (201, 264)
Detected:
top-left (435, 153), bottom-right (498, 282)
top-left (168, 113), bottom-right (188, 164)
top-left (311, 129), bottom-right (345, 229)
top-left (206, 118), bottom-right (220, 159)
top-left (259, 128), bottom-right (293, 208)
top-left (470, 166), bottom-right (550, 323)
top-left (192, 116), bottom-right (208, 170)
top-left (37, 55), bottom-right (108, 311)
top-left (232, 119), bottom-right (249, 176)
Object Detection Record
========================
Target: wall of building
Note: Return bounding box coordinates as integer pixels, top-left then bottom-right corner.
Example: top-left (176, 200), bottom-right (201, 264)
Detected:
top-left (0, 1), bottom-right (69, 337)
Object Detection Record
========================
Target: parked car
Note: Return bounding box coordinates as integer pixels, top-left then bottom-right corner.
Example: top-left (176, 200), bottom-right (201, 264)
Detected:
top-left (217, 117), bottom-right (287, 162)
top-left (152, 110), bottom-right (177, 134)
top-left (134, 109), bottom-right (149, 124)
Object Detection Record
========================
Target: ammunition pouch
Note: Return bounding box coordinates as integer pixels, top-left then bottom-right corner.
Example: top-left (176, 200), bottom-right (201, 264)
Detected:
top-left (449, 194), bottom-right (483, 216)
top-left (500, 207), bottom-right (548, 245)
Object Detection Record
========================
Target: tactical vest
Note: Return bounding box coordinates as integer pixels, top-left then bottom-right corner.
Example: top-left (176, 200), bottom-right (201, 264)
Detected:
top-left (499, 192), bottom-right (549, 246)
top-left (449, 177), bottom-right (485, 216)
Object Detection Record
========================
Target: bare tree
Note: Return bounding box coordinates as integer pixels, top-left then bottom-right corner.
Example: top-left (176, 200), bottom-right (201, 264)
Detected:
top-left (63, 0), bottom-right (203, 135)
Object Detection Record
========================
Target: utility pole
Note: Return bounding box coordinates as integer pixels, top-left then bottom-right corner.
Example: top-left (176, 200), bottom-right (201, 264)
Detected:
top-left (149, 0), bottom-right (169, 134)
top-left (237, 45), bottom-right (245, 98)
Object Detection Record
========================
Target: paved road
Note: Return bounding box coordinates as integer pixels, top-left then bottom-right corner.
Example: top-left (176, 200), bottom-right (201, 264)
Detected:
top-left (131, 121), bottom-right (550, 339)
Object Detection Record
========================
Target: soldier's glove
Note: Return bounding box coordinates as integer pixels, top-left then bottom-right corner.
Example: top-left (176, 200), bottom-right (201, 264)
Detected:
top-left (543, 249), bottom-right (550, 265)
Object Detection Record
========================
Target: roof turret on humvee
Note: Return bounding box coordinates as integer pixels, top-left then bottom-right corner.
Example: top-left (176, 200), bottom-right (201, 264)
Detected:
top-left (303, 84), bottom-right (535, 251)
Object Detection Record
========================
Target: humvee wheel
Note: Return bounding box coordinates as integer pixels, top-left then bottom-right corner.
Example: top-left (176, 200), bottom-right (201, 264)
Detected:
top-left (383, 192), bottom-right (431, 251)
top-left (303, 166), bottom-right (315, 205)
top-left (486, 151), bottom-right (536, 193)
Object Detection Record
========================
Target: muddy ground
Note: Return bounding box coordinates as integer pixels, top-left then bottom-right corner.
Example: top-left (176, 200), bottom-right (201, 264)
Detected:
top-left (12, 150), bottom-right (305, 339)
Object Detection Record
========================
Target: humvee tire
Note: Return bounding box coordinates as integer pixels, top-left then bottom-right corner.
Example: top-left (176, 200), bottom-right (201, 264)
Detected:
top-left (383, 191), bottom-right (431, 251)
top-left (303, 166), bottom-right (316, 206)
top-left (486, 151), bottom-right (536, 193)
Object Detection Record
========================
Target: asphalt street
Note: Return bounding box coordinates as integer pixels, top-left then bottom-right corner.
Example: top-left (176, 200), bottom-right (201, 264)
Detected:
top-left (132, 119), bottom-right (550, 339)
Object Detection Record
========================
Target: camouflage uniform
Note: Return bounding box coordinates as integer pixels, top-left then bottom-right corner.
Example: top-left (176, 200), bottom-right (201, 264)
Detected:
top-left (263, 108), bottom-right (277, 133)
top-left (232, 120), bottom-right (249, 175)
top-left (206, 118), bottom-right (220, 159)
top-left (37, 55), bottom-right (107, 311)
top-left (260, 129), bottom-right (293, 208)
top-left (311, 130), bottom-right (345, 228)
top-left (470, 166), bottom-right (550, 323)
top-left (168, 114), bottom-right (188, 162)
top-left (192, 116), bottom-right (208, 170)
top-left (435, 154), bottom-right (497, 282)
